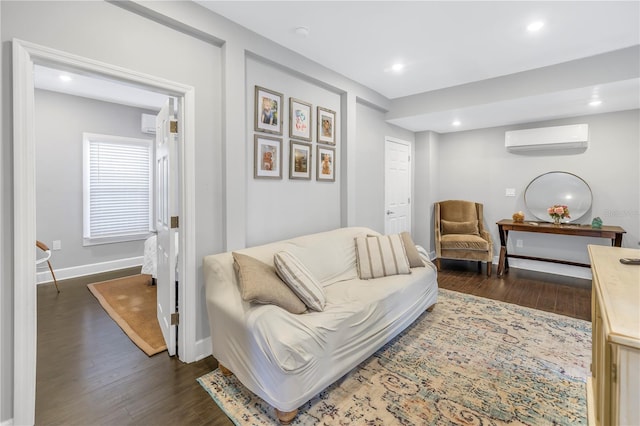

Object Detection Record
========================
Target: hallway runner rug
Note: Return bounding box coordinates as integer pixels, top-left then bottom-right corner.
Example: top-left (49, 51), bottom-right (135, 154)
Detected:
top-left (198, 288), bottom-right (591, 425)
top-left (87, 274), bottom-right (167, 356)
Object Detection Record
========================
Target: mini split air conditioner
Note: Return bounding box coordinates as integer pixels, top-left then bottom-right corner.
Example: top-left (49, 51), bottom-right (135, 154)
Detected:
top-left (505, 124), bottom-right (589, 152)
top-left (141, 113), bottom-right (156, 134)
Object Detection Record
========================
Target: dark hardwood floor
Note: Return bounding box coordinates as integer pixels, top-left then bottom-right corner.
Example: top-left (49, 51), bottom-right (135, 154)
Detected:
top-left (36, 262), bottom-right (591, 425)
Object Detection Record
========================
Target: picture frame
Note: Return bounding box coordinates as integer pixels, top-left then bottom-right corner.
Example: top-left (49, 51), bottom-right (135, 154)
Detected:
top-left (317, 107), bottom-right (336, 145)
top-left (254, 135), bottom-right (282, 179)
top-left (316, 146), bottom-right (336, 182)
top-left (289, 98), bottom-right (312, 141)
top-left (289, 140), bottom-right (312, 180)
top-left (255, 86), bottom-right (283, 135)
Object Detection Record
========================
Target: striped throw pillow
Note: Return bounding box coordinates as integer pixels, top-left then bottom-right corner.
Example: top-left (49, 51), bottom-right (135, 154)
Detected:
top-left (355, 234), bottom-right (411, 279)
top-left (274, 251), bottom-right (326, 312)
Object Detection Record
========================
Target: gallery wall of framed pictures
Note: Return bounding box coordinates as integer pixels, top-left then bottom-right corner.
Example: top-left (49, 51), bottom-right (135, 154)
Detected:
top-left (253, 84), bottom-right (338, 183)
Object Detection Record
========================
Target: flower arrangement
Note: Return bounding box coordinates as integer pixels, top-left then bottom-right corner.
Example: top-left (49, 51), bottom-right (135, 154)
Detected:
top-left (548, 205), bottom-right (570, 224)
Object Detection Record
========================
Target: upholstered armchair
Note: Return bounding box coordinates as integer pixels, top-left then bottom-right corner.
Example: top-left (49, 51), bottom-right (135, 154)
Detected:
top-left (434, 200), bottom-right (493, 276)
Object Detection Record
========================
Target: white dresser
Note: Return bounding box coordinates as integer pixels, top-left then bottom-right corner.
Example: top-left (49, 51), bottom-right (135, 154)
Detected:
top-left (587, 245), bottom-right (640, 425)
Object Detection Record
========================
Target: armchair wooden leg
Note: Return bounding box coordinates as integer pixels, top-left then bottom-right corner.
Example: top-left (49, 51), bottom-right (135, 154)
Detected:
top-left (486, 261), bottom-right (492, 277)
top-left (434, 258), bottom-right (441, 271)
top-left (275, 408), bottom-right (298, 425)
top-left (427, 303), bottom-right (436, 312)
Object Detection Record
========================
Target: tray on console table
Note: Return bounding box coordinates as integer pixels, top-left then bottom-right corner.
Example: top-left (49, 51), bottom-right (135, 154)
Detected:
top-left (496, 219), bottom-right (626, 276)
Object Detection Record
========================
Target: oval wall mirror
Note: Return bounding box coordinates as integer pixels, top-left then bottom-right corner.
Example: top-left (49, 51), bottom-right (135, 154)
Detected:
top-left (524, 171), bottom-right (593, 222)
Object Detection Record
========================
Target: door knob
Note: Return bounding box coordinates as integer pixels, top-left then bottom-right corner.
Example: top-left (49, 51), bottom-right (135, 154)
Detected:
top-left (386, 210), bottom-right (395, 215)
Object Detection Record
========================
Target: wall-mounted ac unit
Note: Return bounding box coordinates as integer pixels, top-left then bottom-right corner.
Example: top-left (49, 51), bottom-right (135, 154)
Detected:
top-left (505, 124), bottom-right (589, 152)
top-left (141, 113), bottom-right (156, 134)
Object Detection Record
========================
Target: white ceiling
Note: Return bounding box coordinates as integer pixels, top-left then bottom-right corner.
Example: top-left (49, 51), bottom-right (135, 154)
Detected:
top-left (34, 65), bottom-right (169, 111)
top-left (198, 0), bottom-right (640, 133)
top-left (34, 1), bottom-right (640, 134)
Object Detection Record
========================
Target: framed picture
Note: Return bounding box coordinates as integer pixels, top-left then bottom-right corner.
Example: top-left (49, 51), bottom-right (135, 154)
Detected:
top-left (317, 146), bottom-right (336, 182)
top-left (289, 140), bottom-right (312, 180)
top-left (255, 86), bottom-right (283, 135)
top-left (317, 107), bottom-right (336, 145)
top-left (254, 135), bottom-right (282, 179)
top-left (289, 98), bottom-right (312, 141)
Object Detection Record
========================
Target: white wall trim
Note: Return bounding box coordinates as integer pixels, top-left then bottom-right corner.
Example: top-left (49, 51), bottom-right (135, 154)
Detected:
top-left (12, 38), bottom-right (197, 426)
top-left (0, 418), bottom-right (14, 426)
top-left (194, 337), bottom-right (213, 363)
top-left (36, 256), bottom-right (144, 284)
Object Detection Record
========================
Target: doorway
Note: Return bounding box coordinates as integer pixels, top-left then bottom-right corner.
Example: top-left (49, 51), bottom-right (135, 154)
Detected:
top-left (13, 39), bottom-right (197, 425)
top-left (384, 137), bottom-right (412, 235)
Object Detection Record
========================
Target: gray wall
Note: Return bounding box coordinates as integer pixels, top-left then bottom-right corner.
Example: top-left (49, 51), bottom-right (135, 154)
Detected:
top-left (245, 57), bottom-right (342, 246)
top-left (354, 101), bottom-right (415, 233)
top-left (430, 109), bottom-right (640, 277)
top-left (2, 1), bottom-right (221, 421)
top-left (0, 2), bottom-right (398, 422)
top-left (3, 1), bottom-right (638, 423)
top-left (35, 89), bottom-right (157, 270)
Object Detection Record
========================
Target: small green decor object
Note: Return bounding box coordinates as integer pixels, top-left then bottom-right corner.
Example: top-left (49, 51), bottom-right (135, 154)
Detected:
top-left (592, 217), bottom-right (603, 229)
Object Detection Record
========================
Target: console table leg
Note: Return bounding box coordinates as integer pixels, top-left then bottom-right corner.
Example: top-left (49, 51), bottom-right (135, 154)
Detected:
top-left (497, 246), bottom-right (506, 276)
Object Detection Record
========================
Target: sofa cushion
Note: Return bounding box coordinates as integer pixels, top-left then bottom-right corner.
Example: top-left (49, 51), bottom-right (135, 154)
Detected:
top-left (355, 234), bottom-right (411, 279)
top-left (440, 234), bottom-right (489, 251)
top-left (441, 219), bottom-right (480, 235)
top-left (400, 231), bottom-right (424, 268)
top-left (274, 251), bottom-right (326, 312)
top-left (232, 252), bottom-right (306, 314)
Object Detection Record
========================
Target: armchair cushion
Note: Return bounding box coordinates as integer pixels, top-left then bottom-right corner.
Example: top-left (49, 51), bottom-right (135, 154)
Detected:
top-left (441, 219), bottom-right (480, 235)
top-left (440, 234), bottom-right (490, 251)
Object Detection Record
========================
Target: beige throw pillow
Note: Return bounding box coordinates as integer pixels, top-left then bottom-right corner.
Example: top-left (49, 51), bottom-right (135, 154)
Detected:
top-left (232, 252), bottom-right (306, 314)
top-left (274, 251), bottom-right (326, 312)
top-left (441, 219), bottom-right (480, 235)
top-left (400, 231), bottom-right (424, 268)
top-left (355, 234), bottom-right (411, 280)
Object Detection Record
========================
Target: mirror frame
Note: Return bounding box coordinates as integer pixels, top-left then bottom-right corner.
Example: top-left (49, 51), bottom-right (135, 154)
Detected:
top-left (524, 171), bottom-right (593, 223)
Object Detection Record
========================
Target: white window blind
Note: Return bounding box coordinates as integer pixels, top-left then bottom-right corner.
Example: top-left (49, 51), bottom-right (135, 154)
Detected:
top-left (83, 133), bottom-right (153, 245)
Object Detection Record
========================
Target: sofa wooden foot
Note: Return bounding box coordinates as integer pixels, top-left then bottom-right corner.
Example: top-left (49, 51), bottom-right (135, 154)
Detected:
top-left (275, 408), bottom-right (298, 424)
top-left (218, 363), bottom-right (233, 376)
top-left (435, 258), bottom-right (441, 271)
top-left (427, 303), bottom-right (436, 312)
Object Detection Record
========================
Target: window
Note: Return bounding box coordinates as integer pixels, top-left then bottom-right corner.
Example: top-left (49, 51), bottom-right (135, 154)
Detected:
top-left (83, 133), bottom-right (153, 245)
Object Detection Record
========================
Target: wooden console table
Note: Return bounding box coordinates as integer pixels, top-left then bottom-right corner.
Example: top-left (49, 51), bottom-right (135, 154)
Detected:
top-left (496, 219), bottom-right (625, 276)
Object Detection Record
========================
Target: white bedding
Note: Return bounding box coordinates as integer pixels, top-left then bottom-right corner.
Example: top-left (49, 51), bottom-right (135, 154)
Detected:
top-left (141, 233), bottom-right (179, 278)
top-left (203, 227), bottom-right (438, 413)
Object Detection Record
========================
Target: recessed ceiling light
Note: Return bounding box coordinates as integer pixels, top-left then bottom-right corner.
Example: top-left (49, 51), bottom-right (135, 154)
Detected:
top-left (391, 63), bottom-right (405, 72)
top-left (527, 21), bottom-right (545, 32)
top-left (589, 100), bottom-right (602, 107)
top-left (294, 26), bottom-right (310, 37)
top-left (452, 120), bottom-right (461, 126)
top-left (59, 74), bottom-right (72, 82)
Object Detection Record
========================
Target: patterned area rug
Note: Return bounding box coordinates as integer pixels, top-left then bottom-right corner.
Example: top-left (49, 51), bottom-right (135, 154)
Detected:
top-left (198, 289), bottom-right (591, 425)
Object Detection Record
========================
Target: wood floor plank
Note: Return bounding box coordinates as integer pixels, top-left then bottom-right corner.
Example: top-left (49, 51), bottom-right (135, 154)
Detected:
top-left (36, 263), bottom-right (591, 425)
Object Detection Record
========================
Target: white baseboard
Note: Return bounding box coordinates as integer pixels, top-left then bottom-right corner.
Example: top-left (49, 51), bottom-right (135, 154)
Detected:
top-left (432, 255), bottom-right (593, 280)
top-left (0, 418), bottom-right (14, 426)
top-left (504, 259), bottom-right (592, 280)
top-left (195, 337), bottom-right (212, 362)
top-left (36, 256), bottom-right (144, 284)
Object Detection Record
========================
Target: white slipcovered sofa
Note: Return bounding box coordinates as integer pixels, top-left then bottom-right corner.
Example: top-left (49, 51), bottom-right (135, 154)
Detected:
top-left (203, 227), bottom-right (438, 423)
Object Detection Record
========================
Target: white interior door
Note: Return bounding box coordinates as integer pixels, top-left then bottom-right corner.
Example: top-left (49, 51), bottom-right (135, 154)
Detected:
top-left (385, 138), bottom-right (412, 235)
top-left (156, 98), bottom-right (178, 356)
